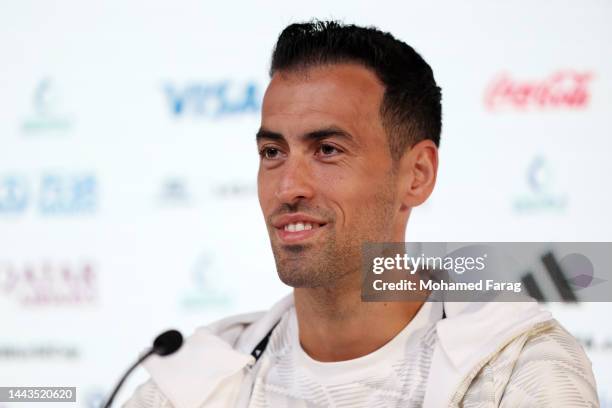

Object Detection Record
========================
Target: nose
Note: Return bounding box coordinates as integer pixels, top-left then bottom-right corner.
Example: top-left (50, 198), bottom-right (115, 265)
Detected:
top-left (275, 154), bottom-right (315, 205)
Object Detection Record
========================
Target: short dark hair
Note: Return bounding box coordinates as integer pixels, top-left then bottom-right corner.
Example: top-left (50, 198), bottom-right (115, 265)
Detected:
top-left (270, 20), bottom-right (442, 161)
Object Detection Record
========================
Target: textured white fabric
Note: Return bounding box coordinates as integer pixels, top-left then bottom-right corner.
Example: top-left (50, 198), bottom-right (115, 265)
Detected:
top-left (123, 295), bottom-right (599, 408)
top-left (248, 302), bottom-right (442, 407)
top-left (459, 322), bottom-right (599, 407)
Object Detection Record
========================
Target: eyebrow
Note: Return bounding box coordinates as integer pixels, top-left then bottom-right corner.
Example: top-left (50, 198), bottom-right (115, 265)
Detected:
top-left (256, 126), bottom-right (356, 145)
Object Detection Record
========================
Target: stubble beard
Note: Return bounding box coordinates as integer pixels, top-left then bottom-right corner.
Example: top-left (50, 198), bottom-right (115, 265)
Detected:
top-left (272, 231), bottom-right (356, 289)
top-left (271, 181), bottom-right (398, 291)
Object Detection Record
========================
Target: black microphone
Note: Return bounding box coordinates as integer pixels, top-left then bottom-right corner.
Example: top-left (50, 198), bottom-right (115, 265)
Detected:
top-left (103, 329), bottom-right (183, 408)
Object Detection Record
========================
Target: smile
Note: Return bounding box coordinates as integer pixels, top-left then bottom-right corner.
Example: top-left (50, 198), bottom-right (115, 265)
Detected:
top-left (282, 222), bottom-right (321, 232)
top-left (272, 215), bottom-right (328, 244)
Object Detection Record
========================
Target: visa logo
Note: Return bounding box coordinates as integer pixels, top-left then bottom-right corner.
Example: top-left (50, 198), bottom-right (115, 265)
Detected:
top-left (163, 81), bottom-right (261, 118)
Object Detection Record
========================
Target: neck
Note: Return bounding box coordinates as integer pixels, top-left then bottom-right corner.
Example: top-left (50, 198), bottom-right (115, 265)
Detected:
top-left (293, 275), bottom-right (424, 362)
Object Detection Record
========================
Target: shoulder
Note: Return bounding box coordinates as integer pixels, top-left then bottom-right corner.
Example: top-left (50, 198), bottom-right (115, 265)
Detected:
top-left (502, 320), bottom-right (598, 406)
top-left (464, 319), bottom-right (599, 407)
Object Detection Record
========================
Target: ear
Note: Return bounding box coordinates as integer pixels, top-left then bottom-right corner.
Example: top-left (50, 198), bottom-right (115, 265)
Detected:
top-left (397, 139), bottom-right (438, 210)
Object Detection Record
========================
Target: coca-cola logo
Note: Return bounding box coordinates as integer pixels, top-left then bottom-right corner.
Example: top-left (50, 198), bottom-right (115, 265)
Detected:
top-left (0, 260), bottom-right (96, 306)
top-left (484, 71), bottom-right (593, 111)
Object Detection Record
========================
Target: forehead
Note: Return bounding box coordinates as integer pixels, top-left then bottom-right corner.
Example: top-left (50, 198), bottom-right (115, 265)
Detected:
top-left (261, 63), bottom-right (385, 141)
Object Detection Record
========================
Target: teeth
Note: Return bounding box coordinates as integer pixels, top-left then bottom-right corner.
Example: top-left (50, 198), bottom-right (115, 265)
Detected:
top-left (284, 222), bottom-right (316, 232)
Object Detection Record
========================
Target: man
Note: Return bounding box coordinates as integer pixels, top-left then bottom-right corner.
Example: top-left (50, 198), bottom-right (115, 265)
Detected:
top-left (126, 21), bottom-right (598, 407)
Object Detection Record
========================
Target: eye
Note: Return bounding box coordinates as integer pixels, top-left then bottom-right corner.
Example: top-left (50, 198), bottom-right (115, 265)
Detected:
top-left (317, 143), bottom-right (342, 157)
top-left (259, 146), bottom-right (281, 160)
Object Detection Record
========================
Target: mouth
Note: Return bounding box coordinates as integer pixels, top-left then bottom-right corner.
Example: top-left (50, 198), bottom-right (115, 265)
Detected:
top-left (272, 215), bottom-right (328, 244)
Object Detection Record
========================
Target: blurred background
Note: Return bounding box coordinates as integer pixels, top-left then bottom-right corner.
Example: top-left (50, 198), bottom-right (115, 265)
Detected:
top-left (1, 0), bottom-right (611, 406)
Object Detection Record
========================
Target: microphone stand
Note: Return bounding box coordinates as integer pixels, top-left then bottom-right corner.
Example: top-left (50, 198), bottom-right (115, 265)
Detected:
top-left (103, 348), bottom-right (155, 408)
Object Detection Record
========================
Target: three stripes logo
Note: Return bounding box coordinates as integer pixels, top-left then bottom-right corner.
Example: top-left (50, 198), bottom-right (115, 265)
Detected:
top-left (521, 251), bottom-right (600, 302)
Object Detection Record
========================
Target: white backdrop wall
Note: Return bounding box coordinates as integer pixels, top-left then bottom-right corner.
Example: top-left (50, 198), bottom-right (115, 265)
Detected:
top-left (0, 1), bottom-right (611, 406)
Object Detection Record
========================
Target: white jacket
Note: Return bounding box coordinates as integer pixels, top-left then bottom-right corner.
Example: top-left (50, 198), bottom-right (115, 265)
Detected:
top-left (124, 294), bottom-right (599, 407)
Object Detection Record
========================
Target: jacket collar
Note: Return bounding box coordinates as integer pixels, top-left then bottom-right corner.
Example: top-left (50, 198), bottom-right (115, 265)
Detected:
top-left (142, 327), bottom-right (254, 408)
top-left (142, 294), bottom-right (293, 408)
top-left (436, 298), bottom-right (552, 371)
top-left (422, 296), bottom-right (552, 408)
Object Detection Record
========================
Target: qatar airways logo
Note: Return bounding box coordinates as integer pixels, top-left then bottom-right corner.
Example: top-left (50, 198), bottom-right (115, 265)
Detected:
top-left (484, 71), bottom-right (593, 111)
top-left (0, 260), bottom-right (97, 306)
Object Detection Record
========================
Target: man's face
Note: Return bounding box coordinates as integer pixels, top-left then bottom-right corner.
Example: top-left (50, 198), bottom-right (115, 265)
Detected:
top-left (257, 63), bottom-right (401, 289)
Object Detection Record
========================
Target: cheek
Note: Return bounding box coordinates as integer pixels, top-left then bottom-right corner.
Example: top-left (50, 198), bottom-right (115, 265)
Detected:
top-left (319, 168), bottom-right (395, 224)
top-left (314, 168), bottom-right (375, 221)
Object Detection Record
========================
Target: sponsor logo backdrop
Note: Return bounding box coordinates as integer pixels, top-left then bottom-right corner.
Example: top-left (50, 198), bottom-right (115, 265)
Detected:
top-left (1, 0), bottom-right (611, 406)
